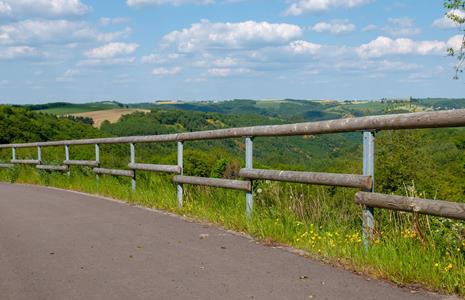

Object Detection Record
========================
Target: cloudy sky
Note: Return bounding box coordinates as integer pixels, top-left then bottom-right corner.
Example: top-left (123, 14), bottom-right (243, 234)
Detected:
top-left (0, 0), bottom-right (463, 104)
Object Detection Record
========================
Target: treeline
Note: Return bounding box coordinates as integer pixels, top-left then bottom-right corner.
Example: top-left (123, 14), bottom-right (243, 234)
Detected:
top-left (64, 115), bottom-right (94, 126)
top-left (24, 101), bottom-right (125, 111)
top-left (0, 106), bottom-right (103, 144)
top-left (23, 102), bottom-right (70, 111)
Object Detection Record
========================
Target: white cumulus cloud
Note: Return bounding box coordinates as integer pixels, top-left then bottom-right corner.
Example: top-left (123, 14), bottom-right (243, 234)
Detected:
top-left (0, 20), bottom-right (128, 46)
top-left (207, 67), bottom-right (250, 77)
top-left (285, 0), bottom-right (372, 15)
top-left (382, 17), bottom-right (420, 37)
top-left (152, 67), bottom-right (181, 76)
top-left (162, 19), bottom-right (303, 52)
top-left (84, 42), bottom-right (139, 59)
top-left (310, 19), bottom-right (355, 34)
top-left (287, 40), bottom-right (322, 54)
top-left (212, 57), bottom-right (237, 67)
top-left (432, 9), bottom-right (465, 29)
top-left (141, 53), bottom-right (181, 64)
top-left (357, 36), bottom-right (446, 58)
top-left (0, 1), bottom-right (12, 15)
top-left (0, 0), bottom-right (89, 17)
top-left (446, 34), bottom-right (464, 51)
top-left (0, 46), bottom-right (39, 60)
top-left (98, 17), bottom-right (130, 26)
top-left (78, 57), bottom-right (136, 66)
top-left (127, 0), bottom-right (213, 7)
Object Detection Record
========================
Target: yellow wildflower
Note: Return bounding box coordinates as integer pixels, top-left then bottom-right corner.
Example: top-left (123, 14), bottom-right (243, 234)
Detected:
top-left (444, 263), bottom-right (453, 272)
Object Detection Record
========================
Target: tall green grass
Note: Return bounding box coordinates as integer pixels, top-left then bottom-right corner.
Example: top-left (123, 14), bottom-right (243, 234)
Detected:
top-left (1, 166), bottom-right (464, 296)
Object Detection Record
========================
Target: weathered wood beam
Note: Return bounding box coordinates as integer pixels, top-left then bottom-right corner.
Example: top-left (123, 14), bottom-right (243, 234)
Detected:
top-left (37, 165), bottom-right (69, 172)
top-left (173, 175), bottom-right (252, 192)
top-left (11, 159), bottom-right (40, 165)
top-left (64, 160), bottom-right (99, 167)
top-left (355, 192), bottom-right (465, 220)
top-left (128, 163), bottom-right (181, 174)
top-left (239, 168), bottom-right (372, 189)
top-left (93, 168), bottom-right (134, 178)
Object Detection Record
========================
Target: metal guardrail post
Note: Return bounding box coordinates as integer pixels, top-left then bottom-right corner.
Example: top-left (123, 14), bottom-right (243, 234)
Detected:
top-left (177, 141), bottom-right (183, 207)
top-left (362, 131), bottom-right (375, 248)
top-left (245, 137), bottom-right (253, 216)
top-left (95, 144), bottom-right (100, 185)
top-left (37, 146), bottom-right (42, 164)
top-left (130, 143), bottom-right (136, 191)
top-left (65, 145), bottom-right (70, 176)
top-left (12, 147), bottom-right (16, 161)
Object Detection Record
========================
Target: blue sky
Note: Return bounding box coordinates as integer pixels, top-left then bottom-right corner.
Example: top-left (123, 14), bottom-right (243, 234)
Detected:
top-left (0, 0), bottom-right (463, 104)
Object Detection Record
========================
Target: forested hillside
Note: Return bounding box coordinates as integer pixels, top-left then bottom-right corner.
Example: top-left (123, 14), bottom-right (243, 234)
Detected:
top-left (134, 98), bottom-right (465, 122)
top-left (0, 106), bottom-right (103, 144)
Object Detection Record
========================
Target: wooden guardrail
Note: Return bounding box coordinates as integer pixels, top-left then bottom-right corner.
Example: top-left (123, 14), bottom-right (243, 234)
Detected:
top-left (238, 168), bottom-right (372, 189)
top-left (1, 109), bottom-right (465, 246)
top-left (355, 192), bottom-right (465, 220)
top-left (64, 160), bottom-right (99, 167)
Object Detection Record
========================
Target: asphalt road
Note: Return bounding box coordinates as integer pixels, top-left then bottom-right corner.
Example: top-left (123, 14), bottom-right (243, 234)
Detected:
top-left (0, 183), bottom-right (452, 300)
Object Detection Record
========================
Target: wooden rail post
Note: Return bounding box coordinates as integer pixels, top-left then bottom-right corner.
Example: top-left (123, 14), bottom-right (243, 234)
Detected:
top-left (130, 143), bottom-right (136, 191)
top-left (37, 146), bottom-right (42, 165)
top-left (362, 131), bottom-right (375, 248)
top-left (245, 137), bottom-right (253, 217)
top-left (95, 144), bottom-right (100, 185)
top-left (65, 145), bottom-right (70, 176)
top-left (177, 141), bottom-right (184, 207)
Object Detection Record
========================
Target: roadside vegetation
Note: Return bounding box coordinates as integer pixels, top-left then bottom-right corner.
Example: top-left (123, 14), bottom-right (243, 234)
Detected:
top-left (0, 102), bottom-right (464, 296)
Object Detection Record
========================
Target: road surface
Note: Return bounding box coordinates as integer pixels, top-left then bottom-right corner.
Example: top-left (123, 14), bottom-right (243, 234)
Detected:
top-left (0, 183), bottom-right (450, 300)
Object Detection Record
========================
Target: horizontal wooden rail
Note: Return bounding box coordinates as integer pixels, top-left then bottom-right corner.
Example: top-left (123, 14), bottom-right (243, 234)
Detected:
top-left (0, 163), bottom-right (13, 168)
top-left (128, 163), bottom-right (181, 174)
top-left (64, 160), bottom-right (99, 167)
top-left (1, 109), bottom-right (465, 148)
top-left (37, 165), bottom-right (69, 172)
top-left (239, 168), bottom-right (372, 189)
top-left (173, 175), bottom-right (252, 192)
top-left (93, 168), bottom-right (134, 178)
top-left (11, 159), bottom-right (41, 165)
top-left (355, 192), bottom-right (465, 220)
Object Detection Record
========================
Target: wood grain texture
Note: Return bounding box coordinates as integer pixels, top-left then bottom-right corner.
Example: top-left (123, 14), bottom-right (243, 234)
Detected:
top-left (64, 160), bottom-right (99, 167)
top-left (11, 159), bottom-right (40, 165)
top-left (128, 163), bottom-right (181, 174)
top-left (355, 192), bottom-right (465, 220)
top-left (173, 175), bottom-right (252, 192)
top-left (93, 168), bottom-right (134, 178)
top-left (239, 168), bottom-right (372, 189)
top-left (37, 165), bottom-right (69, 171)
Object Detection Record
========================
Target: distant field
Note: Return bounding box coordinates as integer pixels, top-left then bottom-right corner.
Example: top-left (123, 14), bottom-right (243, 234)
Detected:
top-left (72, 109), bottom-right (150, 127)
